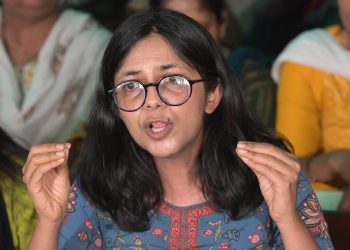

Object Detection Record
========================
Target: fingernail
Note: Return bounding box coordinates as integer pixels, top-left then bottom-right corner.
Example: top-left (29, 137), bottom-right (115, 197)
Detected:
top-left (57, 158), bottom-right (64, 162)
top-left (237, 148), bottom-right (247, 154)
top-left (56, 151), bottom-right (64, 157)
top-left (65, 143), bottom-right (71, 149)
top-left (56, 144), bottom-right (64, 149)
top-left (237, 141), bottom-right (246, 148)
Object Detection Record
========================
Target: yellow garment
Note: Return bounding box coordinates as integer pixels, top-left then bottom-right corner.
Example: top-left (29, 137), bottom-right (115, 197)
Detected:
top-left (276, 26), bottom-right (350, 157)
top-left (312, 182), bottom-right (338, 191)
top-left (0, 171), bottom-right (36, 250)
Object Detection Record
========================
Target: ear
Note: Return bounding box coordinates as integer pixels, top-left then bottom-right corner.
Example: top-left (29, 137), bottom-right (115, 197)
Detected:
top-left (205, 82), bottom-right (223, 114)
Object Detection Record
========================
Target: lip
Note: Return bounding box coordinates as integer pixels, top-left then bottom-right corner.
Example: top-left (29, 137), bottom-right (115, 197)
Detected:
top-left (144, 118), bottom-right (173, 140)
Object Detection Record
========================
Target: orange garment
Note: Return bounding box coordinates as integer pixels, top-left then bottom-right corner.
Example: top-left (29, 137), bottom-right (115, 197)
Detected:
top-left (276, 26), bottom-right (350, 157)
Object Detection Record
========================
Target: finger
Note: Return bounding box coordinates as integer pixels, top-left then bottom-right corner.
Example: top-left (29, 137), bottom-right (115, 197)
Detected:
top-left (24, 158), bottom-right (64, 186)
top-left (237, 141), bottom-right (300, 172)
top-left (23, 149), bottom-right (68, 182)
top-left (23, 144), bottom-right (71, 174)
top-left (239, 155), bottom-right (299, 188)
top-left (237, 141), bottom-right (297, 163)
top-left (235, 147), bottom-right (298, 177)
top-left (26, 143), bottom-right (71, 163)
top-left (236, 148), bottom-right (293, 175)
top-left (56, 149), bottom-right (70, 176)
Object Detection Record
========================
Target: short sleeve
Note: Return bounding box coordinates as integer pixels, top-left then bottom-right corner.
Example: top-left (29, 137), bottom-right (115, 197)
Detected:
top-left (58, 180), bottom-right (103, 250)
top-left (296, 172), bottom-right (334, 249)
top-left (270, 172), bottom-right (334, 249)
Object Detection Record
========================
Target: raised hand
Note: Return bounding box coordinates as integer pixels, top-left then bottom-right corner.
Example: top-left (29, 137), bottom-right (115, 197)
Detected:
top-left (23, 143), bottom-right (71, 223)
top-left (236, 141), bottom-right (301, 225)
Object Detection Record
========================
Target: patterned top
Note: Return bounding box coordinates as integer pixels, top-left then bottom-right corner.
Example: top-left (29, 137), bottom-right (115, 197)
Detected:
top-left (58, 173), bottom-right (334, 249)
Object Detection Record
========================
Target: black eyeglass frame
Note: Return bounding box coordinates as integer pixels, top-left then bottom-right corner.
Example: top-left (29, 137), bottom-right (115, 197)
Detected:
top-left (108, 74), bottom-right (206, 112)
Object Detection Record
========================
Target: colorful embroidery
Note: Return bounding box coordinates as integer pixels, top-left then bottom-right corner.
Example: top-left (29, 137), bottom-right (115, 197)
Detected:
top-left (299, 194), bottom-right (330, 239)
top-left (66, 184), bottom-right (78, 213)
top-left (159, 203), bottom-right (215, 249)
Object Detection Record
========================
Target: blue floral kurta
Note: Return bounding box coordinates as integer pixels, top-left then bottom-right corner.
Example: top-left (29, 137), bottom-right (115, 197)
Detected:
top-left (58, 173), bottom-right (334, 249)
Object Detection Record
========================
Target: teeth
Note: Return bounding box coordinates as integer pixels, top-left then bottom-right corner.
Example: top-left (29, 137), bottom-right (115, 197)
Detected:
top-left (152, 126), bottom-right (166, 133)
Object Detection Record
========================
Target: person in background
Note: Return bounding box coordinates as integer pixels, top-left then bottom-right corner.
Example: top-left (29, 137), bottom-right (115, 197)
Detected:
top-left (150, 0), bottom-right (243, 55)
top-left (24, 9), bottom-right (332, 249)
top-left (152, 0), bottom-right (277, 128)
top-left (0, 0), bottom-right (111, 149)
top-left (272, 0), bottom-right (350, 211)
top-left (0, 128), bottom-right (35, 250)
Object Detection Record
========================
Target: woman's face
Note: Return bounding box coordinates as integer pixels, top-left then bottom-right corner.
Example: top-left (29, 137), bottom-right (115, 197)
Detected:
top-left (163, 0), bottom-right (224, 42)
top-left (2, 0), bottom-right (59, 18)
top-left (115, 34), bottom-right (221, 162)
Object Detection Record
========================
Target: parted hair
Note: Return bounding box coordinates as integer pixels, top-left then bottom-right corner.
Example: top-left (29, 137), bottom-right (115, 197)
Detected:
top-left (79, 9), bottom-right (288, 232)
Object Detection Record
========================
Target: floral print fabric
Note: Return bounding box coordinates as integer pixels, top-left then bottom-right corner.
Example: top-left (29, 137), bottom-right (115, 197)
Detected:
top-left (58, 172), bottom-right (334, 249)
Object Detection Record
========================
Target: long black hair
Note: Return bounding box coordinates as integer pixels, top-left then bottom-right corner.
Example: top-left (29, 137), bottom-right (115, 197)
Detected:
top-left (79, 9), bottom-right (288, 232)
top-left (0, 128), bottom-right (27, 250)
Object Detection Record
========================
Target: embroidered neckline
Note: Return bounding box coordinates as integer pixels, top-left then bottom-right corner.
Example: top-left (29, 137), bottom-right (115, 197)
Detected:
top-left (160, 200), bottom-right (214, 210)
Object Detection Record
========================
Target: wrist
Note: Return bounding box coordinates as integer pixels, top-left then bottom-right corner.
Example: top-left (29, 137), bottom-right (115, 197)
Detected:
top-left (275, 213), bottom-right (304, 233)
top-left (36, 217), bottom-right (63, 232)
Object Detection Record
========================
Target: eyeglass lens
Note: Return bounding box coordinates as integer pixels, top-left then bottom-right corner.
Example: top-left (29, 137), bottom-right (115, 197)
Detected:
top-left (114, 75), bottom-right (192, 111)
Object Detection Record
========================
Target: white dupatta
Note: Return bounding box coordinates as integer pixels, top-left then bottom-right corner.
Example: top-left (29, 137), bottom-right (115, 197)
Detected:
top-left (0, 9), bottom-right (111, 148)
top-left (271, 28), bottom-right (350, 83)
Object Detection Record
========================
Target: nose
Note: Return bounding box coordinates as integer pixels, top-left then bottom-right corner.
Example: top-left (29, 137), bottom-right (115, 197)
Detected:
top-left (143, 86), bottom-right (164, 110)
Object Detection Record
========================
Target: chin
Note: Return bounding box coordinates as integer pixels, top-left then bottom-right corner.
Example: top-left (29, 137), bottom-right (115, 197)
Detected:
top-left (146, 145), bottom-right (178, 159)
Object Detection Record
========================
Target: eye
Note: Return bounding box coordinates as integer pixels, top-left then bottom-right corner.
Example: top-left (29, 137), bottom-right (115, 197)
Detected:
top-left (163, 75), bottom-right (186, 85)
top-left (168, 76), bottom-right (177, 83)
top-left (120, 81), bottom-right (140, 91)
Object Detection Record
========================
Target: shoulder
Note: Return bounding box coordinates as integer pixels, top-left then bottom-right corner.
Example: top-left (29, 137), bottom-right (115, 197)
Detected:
top-left (271, 27), bottom-right (337, 82)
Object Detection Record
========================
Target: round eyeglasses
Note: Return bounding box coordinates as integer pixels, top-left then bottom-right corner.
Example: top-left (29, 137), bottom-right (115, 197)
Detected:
top-left (108, 75), bottom-right (206, 112)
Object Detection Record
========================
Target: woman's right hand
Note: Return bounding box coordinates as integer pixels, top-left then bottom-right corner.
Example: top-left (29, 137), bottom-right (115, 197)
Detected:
top-left (23, 143), bottom-right (71, 223)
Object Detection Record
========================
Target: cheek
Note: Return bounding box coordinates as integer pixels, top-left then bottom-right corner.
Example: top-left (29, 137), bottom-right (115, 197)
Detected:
top-left (119, 113), bottom-right (139, 137)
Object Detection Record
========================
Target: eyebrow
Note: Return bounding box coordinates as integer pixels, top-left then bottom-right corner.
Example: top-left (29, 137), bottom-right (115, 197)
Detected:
top-left (118, 63), bottom-right (181, 78)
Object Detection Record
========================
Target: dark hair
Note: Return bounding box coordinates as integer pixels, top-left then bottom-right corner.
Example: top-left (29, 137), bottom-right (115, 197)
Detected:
top-left (0, 128), bottom-right (26, 250)
top-left (0, 128), bottom-right (26, 181)
top-left (150, 0), bottom-right (227, 24)
top-left (79, 9), bottom-right (288, 232)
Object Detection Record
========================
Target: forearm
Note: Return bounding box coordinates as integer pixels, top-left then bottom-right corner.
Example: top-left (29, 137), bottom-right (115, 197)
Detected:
top-left (278, 215), bottom-right (320, 250)
top-left (28, 219), bottom-right (61, 250)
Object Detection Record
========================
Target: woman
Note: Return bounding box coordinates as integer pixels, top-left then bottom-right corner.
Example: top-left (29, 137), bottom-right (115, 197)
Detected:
top-left (0, 128), bottom-right (36, 250)
top-left (272, 0), bottom-right (350, 211)
top-left (0, 0), bottom-right (111, 148)
top-left (24, 9), bottom-right (333, 249)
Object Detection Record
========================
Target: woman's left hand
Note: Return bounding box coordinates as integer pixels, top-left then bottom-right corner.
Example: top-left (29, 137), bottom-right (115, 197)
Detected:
top-left (236, 141), bottom-right (301, 225)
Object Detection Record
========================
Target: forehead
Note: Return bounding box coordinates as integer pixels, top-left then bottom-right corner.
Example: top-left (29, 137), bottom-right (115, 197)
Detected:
top-left (164, 0), bottom-right (202, 13)
top-left (115, 35), bottom-right (193, 77)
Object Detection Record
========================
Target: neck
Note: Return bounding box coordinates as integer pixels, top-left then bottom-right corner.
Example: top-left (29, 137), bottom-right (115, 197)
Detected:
top-left (156, 158), bottom-right (206, 207)
top-left (1, 9), bottom-right (60, 65)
